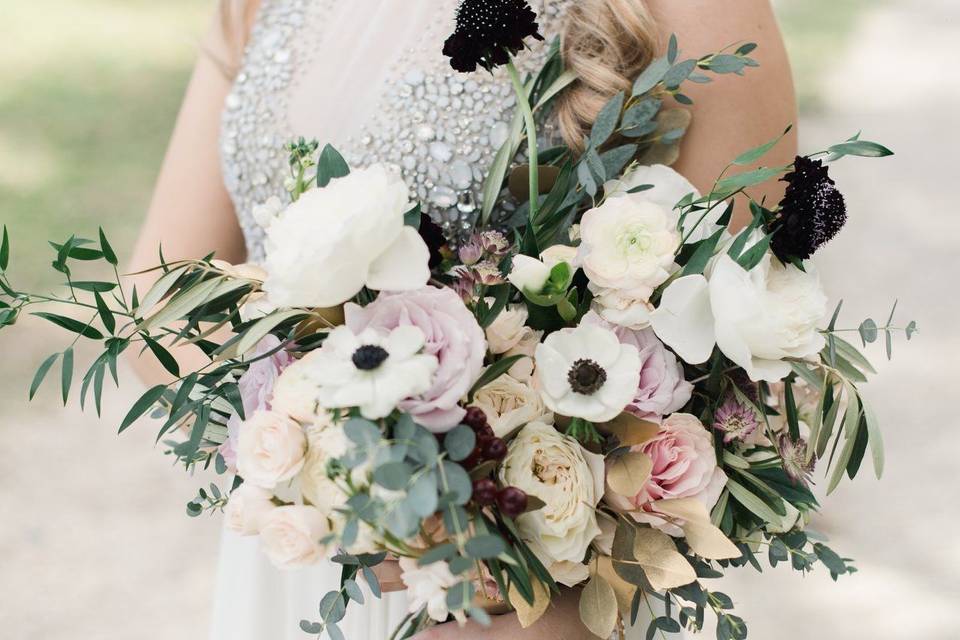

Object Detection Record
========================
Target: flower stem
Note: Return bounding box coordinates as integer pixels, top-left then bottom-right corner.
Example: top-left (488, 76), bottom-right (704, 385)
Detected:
top-left (505, 58), bottom-right (539, 225)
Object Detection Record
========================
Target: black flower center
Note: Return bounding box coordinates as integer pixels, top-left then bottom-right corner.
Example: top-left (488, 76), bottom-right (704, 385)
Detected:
top-left (567, 359), bottom-right (607, 395)
top-left (352, 345), bottom-right (390, 371)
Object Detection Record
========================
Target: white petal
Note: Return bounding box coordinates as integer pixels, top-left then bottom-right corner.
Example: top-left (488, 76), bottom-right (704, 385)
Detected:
top-left (366, 226), bottom-right (431, 292)
top-left (534, 344), bottom-right (571, 399)
top-left (385, 325), bottom-right (427, 359)
top-left (650, 275), bottom-right (716, 364)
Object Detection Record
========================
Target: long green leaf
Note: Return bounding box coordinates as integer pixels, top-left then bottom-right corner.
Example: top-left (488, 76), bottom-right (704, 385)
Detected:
top-left (61, 347), bottom-right (74, 405)
top-left (732, 125), bottom-right (792, 166)
top-left (32, 312), bottom-right (103, 340)
top-left (94, 291), bottom-right (116, 335)
top-left (826, 385), bottom-right (861, 494)
top-left (99, 227), bottom-right (118, 266)
top-left (143, 335), bottom-right (181, 377)
top-left (0, 225), bottom-right (9, 271)
top-left (119, 384), bottom-right (167, 433)
top-left (861, 398), bottom-right (884, 479)
top-left (136, 265), bottom-right (189, 317)
top-left (726, 478), bottom-right (784, 524)
top-left (467, 355), bottom-right (527, 402)
top-left (216, 309), bottom-right (306, 361)
top-left (29, 353), bottom-right (59, 400)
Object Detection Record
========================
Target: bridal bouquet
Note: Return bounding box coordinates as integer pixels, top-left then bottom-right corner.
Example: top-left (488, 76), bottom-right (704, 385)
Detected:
top-left (0, 1), bottom-right (914, 639)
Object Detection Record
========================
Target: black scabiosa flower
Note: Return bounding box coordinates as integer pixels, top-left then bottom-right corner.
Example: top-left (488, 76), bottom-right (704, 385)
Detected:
top-left (442, 0), bottom-right (544, 73)
top-left (417, 214), bottom-right (447, 269)
top-left (769, 156), bottom-right (847, 263)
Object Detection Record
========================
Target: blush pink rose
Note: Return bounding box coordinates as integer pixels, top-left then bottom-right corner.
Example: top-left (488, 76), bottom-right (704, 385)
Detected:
top-left (220, 336), bottom-right (294, 468)
top-left (606, 413), bottom-right (726, 535)
top-left (582, 311), bottom-right (692, 422)
top-left (345, 286), bottom-right (485, 432)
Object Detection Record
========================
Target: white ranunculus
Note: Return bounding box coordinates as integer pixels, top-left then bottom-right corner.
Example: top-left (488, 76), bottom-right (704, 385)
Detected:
top-left (224, 483), bottom-right (275, 536)
top-left (298, 411), bottom-right (350, 516)
top-left (577, 195), bottom-right (681, 308)
top-left (307, 324), bottom-right (439, 420)
top-left (534, 323), bottom-right (641, 422)
top-left (259, 505), bottom-right (331, 569)
top-left (651, 253), bottom-right (828, 381)
top-left (499, 422), bottom-right (605, 577)
top-left (485, 303), bottom-right (529, 354)
top-left (236, 410), bottom-right (307, 489)
top-left (263, 164), bottom-right (430, 308)
top-left (472, 373), bottom-right (553, 437)
top-left (399, 557), bottom-right (463, 623)
top-left (603, 164), bottom-right (727, 244)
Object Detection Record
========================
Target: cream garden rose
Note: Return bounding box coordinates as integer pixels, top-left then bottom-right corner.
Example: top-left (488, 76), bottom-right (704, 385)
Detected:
top-left (499, 421), bottom-right (605, 585)
top-left (224, 483), bottom-right (274, 536)
top-left (298, 411), bottom-right (351, 515)
top-left (484, 302), bottom-right (529, 354)
top-left (472, 373), bottom-right (553, 437)
top-left (259, 505), bottom-right (331, 569)
top-left (236, 410), bottom-right (307, 489)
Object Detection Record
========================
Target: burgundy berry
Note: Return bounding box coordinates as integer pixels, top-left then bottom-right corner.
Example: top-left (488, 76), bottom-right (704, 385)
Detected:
top-left (477, 424), bottom-right (495, 440)
top-left (464, 407), bottom-right (488, 430)
top-left (472, 478), bottom-right (498, 506)
top-left (482, 437), bottom-right (507, 461)
top-left (461, 446), bottom-right (483, 469)
top-left (497, 486), bottom-right (528, 518)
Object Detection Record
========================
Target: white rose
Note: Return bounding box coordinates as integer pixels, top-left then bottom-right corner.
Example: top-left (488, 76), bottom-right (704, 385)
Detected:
top-left (503, 327), bottom-right (542, 381)
top-left (473, 373), bottom-right (553, 437)
top-left (236, 410), bottom-right (307, 489)
top-left (603, 164), bottom-right (727, 244)
top-left (577, 195), bottom-right (680, 303)
top-left (271, 359), bottom-right (323, 423)
top-left (534, 323), bottom-right (641, 422)
top-left (485, 303), bottom-right (529, 354)
top-left (399, 557), bottom-right (463, 623)
top-left (589, 284), bottom-right (655, 330)
top-left (259, 505), bottom-right (331, 569)
top-left (224, 483), bottom-right (274, 536)
top-left (651, 251), bottom-right (827, 381)
top-left (264, 164), bottom-right (430, 308)
top-left (499, 422), bottom-right (605, 575)
top-left (298, 412), bottom-right (350, 515)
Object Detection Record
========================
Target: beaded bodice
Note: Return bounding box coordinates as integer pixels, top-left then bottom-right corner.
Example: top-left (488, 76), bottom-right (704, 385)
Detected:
top-left (221, 0), bottom-right (571, 263)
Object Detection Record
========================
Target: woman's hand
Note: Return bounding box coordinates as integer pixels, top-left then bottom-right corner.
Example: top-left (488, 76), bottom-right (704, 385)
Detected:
top-left (412, 588), bottom-right (598, 640)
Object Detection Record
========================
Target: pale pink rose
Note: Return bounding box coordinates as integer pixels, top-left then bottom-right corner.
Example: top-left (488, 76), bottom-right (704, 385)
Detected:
top-left (236, 410), bottom-right (307, 489)
top-left (345, 286), bottom-right (485, 432)
top-left (583, 311), bottom-right (692, 422)
top-left (259, 505), bottom-right (331, 569)
top-left (606, 413), bottom-right (726, 536)
top-left (220, 336), bottom-right (294, 468)
top-left (224, 483), bottom-right (275, 536)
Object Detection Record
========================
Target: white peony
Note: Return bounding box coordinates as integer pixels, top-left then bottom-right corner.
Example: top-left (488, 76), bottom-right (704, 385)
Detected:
top-left (263, 164), bottom-right (430, 308)
top-left (236, 410), bottom-right (307, 489)
top-left (534, 323), bottom-right (641, 422)
top-left (472, 373), bottom-right (553, 437)
top-left (399, 557), bottom-right (463, 623)
top-left (484, 303), bottom-right (529, 354)
top-left (306, 324), bottom-right (438, 420)
top-left (224, 483), bottom-right (275, 536)
top-left (577, 194), bottom-right (681, 304)
top-left (603, 163), bottom-right (727, 244)
top-left (499, 422), bottom-right (605, 585)
top-left (651, 251), bottom-right (828, 381)
top-left (259, 505), bottom-right (331, 569)
top-left (298, 411), bottom-right (351, 516)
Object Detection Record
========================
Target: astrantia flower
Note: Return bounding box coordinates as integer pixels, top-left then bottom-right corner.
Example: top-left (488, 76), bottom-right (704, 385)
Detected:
top-left (778, 434), bottom-right (815, 484)
top-left (713, 397), bottom-right (760, 444)
top-left (534, 323), bottom-right (641, 422)
top-left (443, 0), bottom-right (544, 73)
top-left (769, 156), bottom-right (847, 263)
top-left (305, 324), bottom-right (439, 420)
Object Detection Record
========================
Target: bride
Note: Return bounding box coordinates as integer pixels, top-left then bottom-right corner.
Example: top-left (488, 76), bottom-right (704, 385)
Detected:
top-left (129, 0), bottom-right (797, 638)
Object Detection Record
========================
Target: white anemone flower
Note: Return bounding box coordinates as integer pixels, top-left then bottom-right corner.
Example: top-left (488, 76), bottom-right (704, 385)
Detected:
top-left (534, 323), bottom-right (641, 422)
top-left (305, 324), bottom-right (439, 420)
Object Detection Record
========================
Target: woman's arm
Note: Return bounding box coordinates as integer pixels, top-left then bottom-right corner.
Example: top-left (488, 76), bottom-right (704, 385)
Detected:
top-left (127, 4), bottom-right (259, 384)
top-left (649, 0), bottom-right (799, 228)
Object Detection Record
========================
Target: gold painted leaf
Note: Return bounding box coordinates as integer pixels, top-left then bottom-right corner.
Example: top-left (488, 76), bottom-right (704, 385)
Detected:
top-left (579, 574), bottom-right (619, 639)
top-left (606, 452), bottom-right (653, 497)
top-left (652, 498), bottom-right (741, 560)
top-left (632, 527), bottom-right (697, 591)
top-left (602, 413), bottom-right (661, 448)
top-left (509, 579), bottom-right (550, 629)
top-left (596, 555), bottom-right (638, 616)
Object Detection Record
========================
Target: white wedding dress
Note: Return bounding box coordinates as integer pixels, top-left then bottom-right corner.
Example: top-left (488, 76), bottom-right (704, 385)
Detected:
top-left (211, 1), bottom-right (686, 638)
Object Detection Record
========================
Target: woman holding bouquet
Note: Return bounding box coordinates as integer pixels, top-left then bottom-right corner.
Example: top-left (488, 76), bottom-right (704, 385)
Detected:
top-left (130, 0), bottom-right (798, 638)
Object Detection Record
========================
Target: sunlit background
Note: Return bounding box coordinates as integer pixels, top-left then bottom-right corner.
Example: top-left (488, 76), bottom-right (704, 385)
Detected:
top-left (1, 1), bottom-right (957, 638)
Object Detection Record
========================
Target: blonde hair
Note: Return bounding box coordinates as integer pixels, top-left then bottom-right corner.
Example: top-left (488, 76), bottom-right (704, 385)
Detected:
top-left (218, 0), bottom-right (660, 151)
top-left (556, 0), bottom-right (660, 152)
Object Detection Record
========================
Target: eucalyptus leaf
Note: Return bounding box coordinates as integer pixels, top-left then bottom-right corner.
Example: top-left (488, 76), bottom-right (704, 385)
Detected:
top-left (316, 144), bottom-right (350, 188)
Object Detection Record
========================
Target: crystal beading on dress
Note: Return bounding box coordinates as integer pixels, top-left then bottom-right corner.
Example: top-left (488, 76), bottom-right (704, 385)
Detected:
top-left (221, 0), bottom-right (570, 263)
